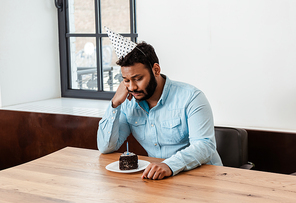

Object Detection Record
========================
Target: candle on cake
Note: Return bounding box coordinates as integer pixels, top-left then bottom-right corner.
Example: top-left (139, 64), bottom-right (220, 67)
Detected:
top-left (118, 141), bottom-right (138, 170)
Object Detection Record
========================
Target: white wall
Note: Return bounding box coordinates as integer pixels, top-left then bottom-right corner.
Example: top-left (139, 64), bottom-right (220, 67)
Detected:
top-left (137, 0), bottom-right (296, 132)
top-left (1, 0), bottom-right (295, 132)
top-left (0, 0), bottom-right (60, 107)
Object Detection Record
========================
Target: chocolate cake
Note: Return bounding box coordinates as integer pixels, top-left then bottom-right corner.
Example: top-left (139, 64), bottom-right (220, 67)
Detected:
top-left (119, 152), bottom-right (138, 170)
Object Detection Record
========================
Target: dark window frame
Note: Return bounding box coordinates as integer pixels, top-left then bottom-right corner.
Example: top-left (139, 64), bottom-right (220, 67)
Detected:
top-left (56, 0), bottom-right (137, 100)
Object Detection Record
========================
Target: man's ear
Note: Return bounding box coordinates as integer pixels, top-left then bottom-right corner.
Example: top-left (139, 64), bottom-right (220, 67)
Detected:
top-left (152, 63), bottom-right (161, 76)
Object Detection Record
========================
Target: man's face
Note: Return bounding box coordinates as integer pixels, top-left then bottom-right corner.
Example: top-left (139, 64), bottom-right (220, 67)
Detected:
top-left (121, 63), bottom-right (157, 101)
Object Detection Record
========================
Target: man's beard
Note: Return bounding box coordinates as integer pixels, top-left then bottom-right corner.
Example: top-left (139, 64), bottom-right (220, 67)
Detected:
top-left (129, 70), bottom-right (157, 102)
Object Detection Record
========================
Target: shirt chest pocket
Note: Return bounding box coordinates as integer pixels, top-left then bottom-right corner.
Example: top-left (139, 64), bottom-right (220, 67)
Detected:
top-left (160, 118), bottom-right (184, 144)
top-left (127, 117), bottom-right (146, 141)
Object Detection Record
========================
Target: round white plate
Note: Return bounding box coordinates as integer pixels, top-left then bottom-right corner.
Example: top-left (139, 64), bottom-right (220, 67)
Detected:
top-left (105, 160), bottom-right (150, 173)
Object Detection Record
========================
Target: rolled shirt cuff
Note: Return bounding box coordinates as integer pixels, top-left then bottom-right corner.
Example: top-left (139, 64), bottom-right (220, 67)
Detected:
top-left (162, 156), bottom-right (186, 176)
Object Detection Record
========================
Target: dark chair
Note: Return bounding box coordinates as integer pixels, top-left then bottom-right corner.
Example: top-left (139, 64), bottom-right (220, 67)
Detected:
top-left (214, 126), bottom-right (254, 169)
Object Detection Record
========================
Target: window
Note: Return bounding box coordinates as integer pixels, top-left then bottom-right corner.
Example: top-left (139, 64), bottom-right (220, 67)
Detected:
top-left (56, 0), bottom-right (137, 99)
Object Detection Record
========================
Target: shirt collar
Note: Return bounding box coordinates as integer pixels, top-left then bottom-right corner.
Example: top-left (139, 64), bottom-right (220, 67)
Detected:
top-left (158, 74), bottom-right (171, 105)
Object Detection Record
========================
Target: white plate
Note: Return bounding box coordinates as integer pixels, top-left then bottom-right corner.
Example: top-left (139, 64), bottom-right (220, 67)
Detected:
top-left (105, 160), bottom-right (150, 173)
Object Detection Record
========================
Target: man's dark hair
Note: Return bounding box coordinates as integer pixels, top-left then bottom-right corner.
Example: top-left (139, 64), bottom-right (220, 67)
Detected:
top-left (116, 42), bottom-right (159, 69)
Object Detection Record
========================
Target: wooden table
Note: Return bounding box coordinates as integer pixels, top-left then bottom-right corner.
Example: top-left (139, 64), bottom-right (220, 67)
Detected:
top-left (1, 147), bottom-right (295, 202)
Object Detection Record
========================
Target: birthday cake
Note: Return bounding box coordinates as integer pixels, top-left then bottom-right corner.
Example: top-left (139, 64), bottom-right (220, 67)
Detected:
top-left (119, 152), bottom-right (138, 170)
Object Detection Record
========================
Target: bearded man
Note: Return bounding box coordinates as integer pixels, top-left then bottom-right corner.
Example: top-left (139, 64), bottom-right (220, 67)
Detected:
top-left (97, 31), bottom-right (222, 180)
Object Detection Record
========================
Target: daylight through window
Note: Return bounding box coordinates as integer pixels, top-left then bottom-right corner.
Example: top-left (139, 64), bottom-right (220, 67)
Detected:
top-left (57, 0), bottom-right (137, 99)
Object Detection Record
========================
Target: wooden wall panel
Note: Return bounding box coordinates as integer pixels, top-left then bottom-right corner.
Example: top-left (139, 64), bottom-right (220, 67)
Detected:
top-left (247, 129), bottom-right (296, 174)
top-left (0, 110), bottom-right (100, 170)
top-left (1, 109), bottom-right (295, 175)
top-left (0, 110), bottom-right (146, 170)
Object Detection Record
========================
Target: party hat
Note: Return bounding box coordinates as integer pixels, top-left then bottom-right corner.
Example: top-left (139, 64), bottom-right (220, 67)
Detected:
top-left (104, 26), bottom-right (137, 59)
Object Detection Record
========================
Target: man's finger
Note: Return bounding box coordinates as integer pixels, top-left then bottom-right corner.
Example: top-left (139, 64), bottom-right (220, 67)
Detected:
top-left (153, 172), bottom-right (161, 180)
top-left (127, 93), bottom-right (133, 101)
top-left (158, 173), bottom-right (165, 180)
top-left (147, 169), bottom-right (156, 179)
top-left (142, 164), bottom-right (152, 179)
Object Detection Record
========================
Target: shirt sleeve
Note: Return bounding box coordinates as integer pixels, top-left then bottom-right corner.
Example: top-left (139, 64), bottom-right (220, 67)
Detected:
top-left (162, 91), bottom-right (217, 176)
top-left (97, 101), bottom-right (131, 154)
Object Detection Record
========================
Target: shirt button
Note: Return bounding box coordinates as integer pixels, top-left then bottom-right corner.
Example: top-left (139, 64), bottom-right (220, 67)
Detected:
top-left (151, 124), bottom-right (154, 127)
top-left (154, 143), bottom-right (157, 146)
top-left (113, 111), bottom-right (116, 114)
top-left (135, 121), bottom-right (138, 124)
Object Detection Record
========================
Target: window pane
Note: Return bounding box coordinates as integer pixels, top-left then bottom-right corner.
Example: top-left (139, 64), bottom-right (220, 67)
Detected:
top-left (59, 0), bottom-right (136, 99)
top-left (102, 37), bottom-right (123, 91)
top-left (68, 0), bottom-right (96, 33)
top-left (101, 0), bottom-right (130, 33)
top-left (69, 37), bottom-right (97, 90)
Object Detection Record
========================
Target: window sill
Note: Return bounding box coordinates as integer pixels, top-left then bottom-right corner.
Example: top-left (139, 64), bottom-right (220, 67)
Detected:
top-left (0, 98), bottom-right (110, 118)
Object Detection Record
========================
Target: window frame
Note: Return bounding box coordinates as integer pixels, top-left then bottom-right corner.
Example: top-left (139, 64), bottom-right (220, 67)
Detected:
top-left (57, 0), bottom-right (137, 100)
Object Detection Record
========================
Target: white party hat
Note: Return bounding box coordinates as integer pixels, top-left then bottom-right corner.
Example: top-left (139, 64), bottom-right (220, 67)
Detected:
top-left (104, 26), bottom-right (137, 59)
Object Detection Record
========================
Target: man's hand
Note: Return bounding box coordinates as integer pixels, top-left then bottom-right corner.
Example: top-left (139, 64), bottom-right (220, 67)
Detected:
top-left (142, 163), bottom-right (172, 180)
top-left (112, 81), bottom-right (133, 108)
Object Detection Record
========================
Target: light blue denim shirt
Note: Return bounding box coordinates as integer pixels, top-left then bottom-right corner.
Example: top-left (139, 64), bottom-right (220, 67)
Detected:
top-left (97, 76), bottom-right (222, 175)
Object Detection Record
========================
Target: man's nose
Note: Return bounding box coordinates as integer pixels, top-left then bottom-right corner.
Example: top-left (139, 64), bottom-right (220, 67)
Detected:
top-left (128, 81), bottom-right (137, 92)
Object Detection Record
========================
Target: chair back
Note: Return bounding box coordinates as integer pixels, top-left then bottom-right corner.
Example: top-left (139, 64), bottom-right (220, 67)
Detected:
top-left (214, 127), bottom-right (248, 168)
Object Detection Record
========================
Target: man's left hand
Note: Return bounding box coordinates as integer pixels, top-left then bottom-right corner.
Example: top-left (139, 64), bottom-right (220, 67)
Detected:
top-left (141, 163), bottom-right (172, 180)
